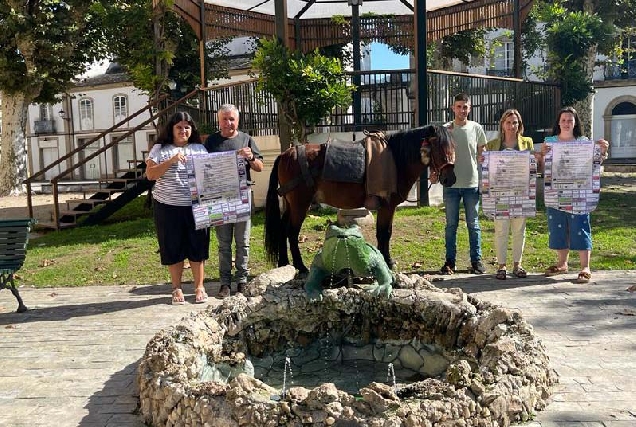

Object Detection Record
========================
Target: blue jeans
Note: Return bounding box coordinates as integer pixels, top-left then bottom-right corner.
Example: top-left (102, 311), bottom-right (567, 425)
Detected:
top-left (443, 187), bottom-right (482, 263)
top-left (215, 219), bottom-right (250, 285)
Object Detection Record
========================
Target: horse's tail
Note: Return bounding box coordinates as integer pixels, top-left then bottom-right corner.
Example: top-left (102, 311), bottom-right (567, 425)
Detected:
top-left (264, 155), bottom-right (282, 265)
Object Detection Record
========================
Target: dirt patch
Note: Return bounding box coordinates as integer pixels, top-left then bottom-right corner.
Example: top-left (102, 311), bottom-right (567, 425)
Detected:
top-left (0, 193), bottom-right (86, 223)
top-left (600, 171), bottom-right (636, 192)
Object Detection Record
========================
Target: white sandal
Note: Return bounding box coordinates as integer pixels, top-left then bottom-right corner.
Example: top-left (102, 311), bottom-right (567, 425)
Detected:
top-left (171, 288), bottom-right (186, 305)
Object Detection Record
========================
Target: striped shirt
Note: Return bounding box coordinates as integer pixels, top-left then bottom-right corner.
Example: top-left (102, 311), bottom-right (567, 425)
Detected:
top-left (148, 143), bottom-right (208, 206)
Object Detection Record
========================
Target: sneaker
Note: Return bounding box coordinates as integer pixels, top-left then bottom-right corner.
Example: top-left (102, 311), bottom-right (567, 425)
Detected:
top-left (471, 260), bottom-right (486, 274)
top-left (440, 261), bottom-right (455, 275)
top-left (236, 282), bottom-right (247, 295)
top-left (217, 284), bottom-right (231, 299)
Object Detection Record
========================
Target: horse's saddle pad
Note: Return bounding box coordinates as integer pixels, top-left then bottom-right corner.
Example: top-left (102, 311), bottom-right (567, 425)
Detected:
top-left (322, 140), bottom-right (365, 184)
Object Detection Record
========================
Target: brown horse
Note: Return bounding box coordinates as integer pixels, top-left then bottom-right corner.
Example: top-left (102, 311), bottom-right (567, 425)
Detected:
top-left (264, 124), bottom-right (456, 273)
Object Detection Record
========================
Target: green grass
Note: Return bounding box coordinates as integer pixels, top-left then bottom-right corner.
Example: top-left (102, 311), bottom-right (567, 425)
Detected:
top-left (18, 177), bottom-right (636, 288)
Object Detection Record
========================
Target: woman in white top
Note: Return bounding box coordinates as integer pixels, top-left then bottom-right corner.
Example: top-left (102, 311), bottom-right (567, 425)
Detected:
top-left (146, 112), bottom-right (209, 305)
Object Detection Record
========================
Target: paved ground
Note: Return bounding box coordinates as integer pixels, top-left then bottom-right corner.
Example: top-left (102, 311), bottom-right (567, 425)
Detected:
top-left (1, 271), bottom-right (635, 427)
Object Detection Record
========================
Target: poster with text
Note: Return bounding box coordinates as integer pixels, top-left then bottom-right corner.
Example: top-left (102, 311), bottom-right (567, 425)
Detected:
top-left (543, 140), bottom-right (601, 214)
top-left (481, 150), bottom-right (537, 219)
top-left (187, 151), bottom-right (251, 229)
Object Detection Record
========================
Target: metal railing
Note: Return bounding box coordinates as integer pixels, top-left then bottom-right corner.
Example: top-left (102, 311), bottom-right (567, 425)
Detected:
top-left (200, 69), bottom-right (560, 143)
top-left (27, 70), bottom-right (560, 229)
top-left (604, 60), bottom-right (636, 80)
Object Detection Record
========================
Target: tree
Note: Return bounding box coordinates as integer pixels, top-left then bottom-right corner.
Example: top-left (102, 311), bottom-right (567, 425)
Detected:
top-left (527, 0), bottom-right (636, 132)
top-left (0, 0), bottom-right (108, 195)
top-left (435, 28), bottom-right (488, 69)
top-left (252, 38), bottom-right (355, 145)
top-left (97, 0), bottom-right (230, 102)
top-left (0, 0), bottom-right (231, 195)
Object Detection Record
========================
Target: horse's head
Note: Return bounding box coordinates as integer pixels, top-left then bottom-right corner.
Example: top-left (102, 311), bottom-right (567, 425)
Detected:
top-left (420, 125), bottom-right (456, 187)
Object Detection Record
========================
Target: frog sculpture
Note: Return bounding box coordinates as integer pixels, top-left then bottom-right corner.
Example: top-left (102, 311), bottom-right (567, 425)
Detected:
top-left (304, 223), bottom-right (394, 301)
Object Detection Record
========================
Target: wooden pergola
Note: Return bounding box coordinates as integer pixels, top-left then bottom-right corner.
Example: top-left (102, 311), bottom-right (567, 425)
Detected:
top-left (173, 0), bottom-right (533, 50)
top-left (172, 0), bottom-right (534, 122)
top-left (164, 0), bottom-right (539, 205)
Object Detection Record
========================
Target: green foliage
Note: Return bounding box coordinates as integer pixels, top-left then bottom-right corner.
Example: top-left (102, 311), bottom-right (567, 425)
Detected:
top-left (96, 0), bottom-right (229, 97)
top-left (252, 38), bottom-right (354, 143)
top-left (0, 0), bottom-right (109, 102)
top-left (521, 7), bottom-right (544, 66)
top-left (437, 28), bottom-right (488, 68)
top-left (531, 0), bottom-right (620, 106)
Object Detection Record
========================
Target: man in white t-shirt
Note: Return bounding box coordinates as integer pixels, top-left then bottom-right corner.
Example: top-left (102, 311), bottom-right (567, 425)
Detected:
top-left (440, 93), bottom-right (488, 275)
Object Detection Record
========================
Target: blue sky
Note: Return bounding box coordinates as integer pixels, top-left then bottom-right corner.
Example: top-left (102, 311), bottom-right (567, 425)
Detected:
top-left (370, 42), bottom-right (410, 70)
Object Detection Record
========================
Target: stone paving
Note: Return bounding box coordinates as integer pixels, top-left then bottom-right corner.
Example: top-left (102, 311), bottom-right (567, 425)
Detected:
top-left (0, 271), bottom-right (635, 427)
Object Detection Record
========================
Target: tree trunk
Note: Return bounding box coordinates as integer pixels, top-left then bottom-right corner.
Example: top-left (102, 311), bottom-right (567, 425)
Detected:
top-left (574, 41), bottom-right (598, 137)
top-left (152, 0), bottom-right (170, 127)
top-left (0, 92), bottom-right (29, 196)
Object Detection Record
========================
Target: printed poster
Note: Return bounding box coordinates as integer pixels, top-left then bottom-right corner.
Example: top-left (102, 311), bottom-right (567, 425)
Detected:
top-left (543, 140), bottom-right (601, 214)
top-left (187, 151), bottom-right (251, 229)
top-left (481, 150), bottom-right (537, 219)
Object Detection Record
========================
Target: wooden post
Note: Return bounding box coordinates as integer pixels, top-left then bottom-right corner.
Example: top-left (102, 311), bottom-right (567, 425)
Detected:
top-left (415, 0), bottom-right (429, 206)
top-left (199, 0), bottom-right (209, 125)
top-left (274, 0), bottom-right (293, 150)
top-left (513, 0), bottom-right (522, 78)
top-left (351, 3), bottom-right (362, 137)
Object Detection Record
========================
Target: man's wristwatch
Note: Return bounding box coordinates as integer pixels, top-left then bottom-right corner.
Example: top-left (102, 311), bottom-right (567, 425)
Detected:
top-left (247, 155), bottom-right (255, 162)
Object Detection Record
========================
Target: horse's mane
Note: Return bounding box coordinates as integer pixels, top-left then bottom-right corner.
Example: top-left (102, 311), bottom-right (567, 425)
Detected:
top-left (384, 126), bottom-right (433, 168)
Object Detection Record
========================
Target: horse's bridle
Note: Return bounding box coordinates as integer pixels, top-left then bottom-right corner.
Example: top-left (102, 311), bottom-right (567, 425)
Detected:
top-left (421, 136), bottom-right (455, 178)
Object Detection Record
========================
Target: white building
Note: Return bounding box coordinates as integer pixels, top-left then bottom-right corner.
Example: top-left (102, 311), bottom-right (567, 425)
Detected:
top-left (459, 28), bottom-right (636, 160)
top-left (26, 63), bottom-right (156, 183)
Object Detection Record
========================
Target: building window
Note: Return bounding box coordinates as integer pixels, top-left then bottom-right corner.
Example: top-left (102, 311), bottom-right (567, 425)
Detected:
top-left (113, 95), bottom-right (128, 124)
top-left (79, 98), bottom-right (94, 130)
top-left (39, 104), bottom-right (50, 120)
top-left (492, 41), bottom-right (513, 75)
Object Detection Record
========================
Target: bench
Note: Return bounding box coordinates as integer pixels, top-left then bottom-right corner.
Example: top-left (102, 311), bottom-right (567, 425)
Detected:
top-left (0, 219), bottom-right (35, 313)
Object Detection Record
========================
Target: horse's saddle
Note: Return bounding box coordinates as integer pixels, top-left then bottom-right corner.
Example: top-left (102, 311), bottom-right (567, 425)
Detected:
top-left (322, 139), bottom-right (366, 184)
top-left (322, 132), bottom-right (397, 201)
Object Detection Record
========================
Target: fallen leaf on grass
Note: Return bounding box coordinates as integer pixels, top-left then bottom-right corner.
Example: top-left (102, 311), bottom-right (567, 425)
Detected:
top-left (411, 262), bottom-right (422, 269)
top-left (39, 259), bottom-right (55, 267)
top-left (298, 235), bottom-right (308, 243)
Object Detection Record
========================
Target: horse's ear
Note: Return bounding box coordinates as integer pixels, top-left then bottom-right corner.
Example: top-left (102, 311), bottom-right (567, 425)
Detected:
top-left (422, 124), bottom-right (437, 139)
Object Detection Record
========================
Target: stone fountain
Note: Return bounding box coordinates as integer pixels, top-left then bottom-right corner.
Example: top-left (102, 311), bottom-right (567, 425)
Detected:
top-left (138, 266), bottom-right (556, 426)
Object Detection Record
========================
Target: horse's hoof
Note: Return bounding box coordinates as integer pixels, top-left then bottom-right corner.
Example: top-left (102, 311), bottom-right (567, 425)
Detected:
top-left (295, 269), bottom-right (309, 279)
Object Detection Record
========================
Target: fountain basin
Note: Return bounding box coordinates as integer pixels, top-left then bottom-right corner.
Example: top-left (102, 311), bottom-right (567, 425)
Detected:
top-left (138, 266), bottom-right (556, 426)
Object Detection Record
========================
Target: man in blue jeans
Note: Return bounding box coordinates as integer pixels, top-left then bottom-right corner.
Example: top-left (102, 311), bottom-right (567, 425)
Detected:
top-left (441, 93), bottom-right (487, 274)
top-left (204, 104), bottom-right (264, 297)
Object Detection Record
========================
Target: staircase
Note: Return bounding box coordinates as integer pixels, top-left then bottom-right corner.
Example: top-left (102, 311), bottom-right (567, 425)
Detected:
top-left (25, 90), bottom-right (200, 230)
top-left (50, 160), bottom-right (152, 229)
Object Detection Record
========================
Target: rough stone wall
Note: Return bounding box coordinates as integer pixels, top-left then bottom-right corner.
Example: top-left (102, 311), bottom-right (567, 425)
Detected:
top-left (138, 266), bottom-right (557, 426)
